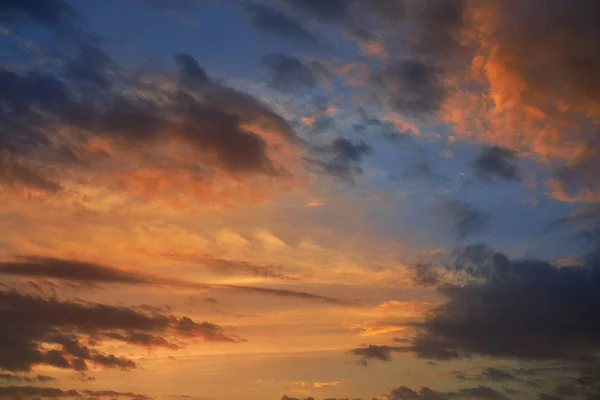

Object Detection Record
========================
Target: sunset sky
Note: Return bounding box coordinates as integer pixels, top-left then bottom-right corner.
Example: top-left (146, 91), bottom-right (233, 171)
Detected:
top-left (1, 1), bottom-right (600, 400)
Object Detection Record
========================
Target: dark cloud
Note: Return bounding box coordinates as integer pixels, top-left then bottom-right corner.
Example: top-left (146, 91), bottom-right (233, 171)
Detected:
top-left (0, 374), bottom-right (55, 383)
top-left (554, 382), bottom-right (578, 397)
top-left (482, 368), bottom-right (516, 382)
top-left (282, 0), bottom-right (348, 21)
top-left (384, 384), bottom-right (507, 400)
top-left (225, 285), bottom-right (345, 305)
top-left (174, 53), bottom-right (210, 86)
top-left (0, 50), bottom-right (300, 195)
top-left (0, 290), bottom-right (241, 372)
top-left (402, 244), bottom-right (600, 361)
top-left (0, 386), bottom-right (153, 400)
top-left (0, 256), bottom-right (153, 284)
top-left (538, 394), bottom-right (563, 400)
top-left (0, 255), bottom-right (342, 304)
top-left (373, 59), bottom-right (446, 116)
top-left (471, 146), bottom-right (521, 182)
top-left (436, 201), bottom-right (489, 239)
top-left (412, 262), bottom-right (440, 287)
top-left (65, 46), bottom-right (115, 90)
top-left (458, 386), bottom-right (508, 400)
top-left (165, 253), bottom-right (294, 280)
top-left (245, 3), bottom-right (317, 44)
top-left (0, 0), bottom-right (75, 27)
top-left (262, 54), bottom-right (317, 91)
top-left (348, 344), bottom-right (403, 366)
top-left (0, 151), bottom-right (62, 192)
top-left (308, 137), bottom-right (374, 183)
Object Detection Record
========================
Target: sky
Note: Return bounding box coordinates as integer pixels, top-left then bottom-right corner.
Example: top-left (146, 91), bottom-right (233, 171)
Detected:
top-left (1, 1), bottom-right (600, 400)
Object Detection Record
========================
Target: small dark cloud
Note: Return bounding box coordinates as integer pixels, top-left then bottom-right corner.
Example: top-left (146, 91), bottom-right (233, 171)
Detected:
top-left (262, 54), bottom-right (317, 91)
top-left (554, 382), bottom-right (578, 397)
top-left (0, 373), bottom-right (55, 383)
top-left (65, 46), bottom-right (115, 90)
top-left (482, 368), bottom-right (516, 382)
top-left (458, 386), bottom-right (508, 400)
top-left (412, 262), bottom-right (440, 287)
top-left (436, 200), bottom-right (489, 239)
top-left (373, 59), bottom-right (446, 116)
top-left (282, 0), bottom-right (348, 21)
top-left (245, 3), bottom-right (317, 44)
top-left (165, 253), bottom-right (294, 280)
top-left (174, 53), bottom-right (210, 86)
top-left (0, 256), bottom-right (153, 284)
top-left (0, 0), bottom-right (75, 28)
top-left (471, 146), bottom-right (521, 182)
top-left (348, 344), bottom-right (405, 366)
top-left (538, 394), bottom-right (564, 400)
top-left (0, 151), bottom-right (62, 192)
top-left (308, 137), bottom-right (374, 183)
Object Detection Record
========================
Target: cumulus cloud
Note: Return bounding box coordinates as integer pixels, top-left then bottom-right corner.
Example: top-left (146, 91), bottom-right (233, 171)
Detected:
top-left (402, 244), bottom-right (600, 361)
top-left (0, 48), bottom-right (302, 204)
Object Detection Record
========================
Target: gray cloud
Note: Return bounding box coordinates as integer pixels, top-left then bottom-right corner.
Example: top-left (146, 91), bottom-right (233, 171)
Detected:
top-left (0, 290), bottom-right (241, 372)
top-left (0, 385), bottom-right (153, 400)
top-left (436, 201), bottom-right (489, 239)
top-left (471, 146), bottom-right (521, 182)
top-left (262, 54), bottom-right (317, 91)
top-left (0, 255), bottom-right (343, 304)
top-left (348, 344), bottom-right (404, 366)
top-left (245, 3), bottom-right (317, 44)
top-left (165, 253), bottom-right (294, 280)
top-left (403, 244), bottom-right (600, 361)
top-left (373, 59), bottom-right (446, 116)
top-left (308, 137), bottom-right (374, 183)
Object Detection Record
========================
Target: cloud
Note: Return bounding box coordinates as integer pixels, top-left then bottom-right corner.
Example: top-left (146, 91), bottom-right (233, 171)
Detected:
top-left (372, 59), bottom-right (446, 116)
top-left (0, 374), bottom-right (56, 383)
top-left (282, 0), bottom-right (348, 21)
top-left (553, 382), bottom-right (578, 397)
top-left (470, 146), bottom-right (521, 182)
top-left (244, 3), bottom-right (317, 44)
top-left (481, 368), bottom-right (517, 382)
top-left (0, 255), bottom-right (342, 304)
top-left (402, 244), bottom-right (600, 361)
top-left (307, 137), bottom-right (374, 183)
top-left (0, 0), bottom-right (75, 28)
top-left (164, 253), bottom-right (295, 280)
top-left (0, 151), bottom-right (62, 192)
top-left (0, 290), bottom-right (241, 372)
top-left (383, 384), bottom-right (507, 400)
top-left (262, 54), bottom-right (317, 92)
top-left (0, 386), bottom-right (153, 400)
top-left (0, 48), bottom-right (302, 204)
top-left (435, 201), bottom-right (489, 239)
top-left (348, 344), bottom-right (404, 366)
top-left (0, 256), bottom-right (155, 284)
top-left (174, 53), bottom-right (210, 86)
